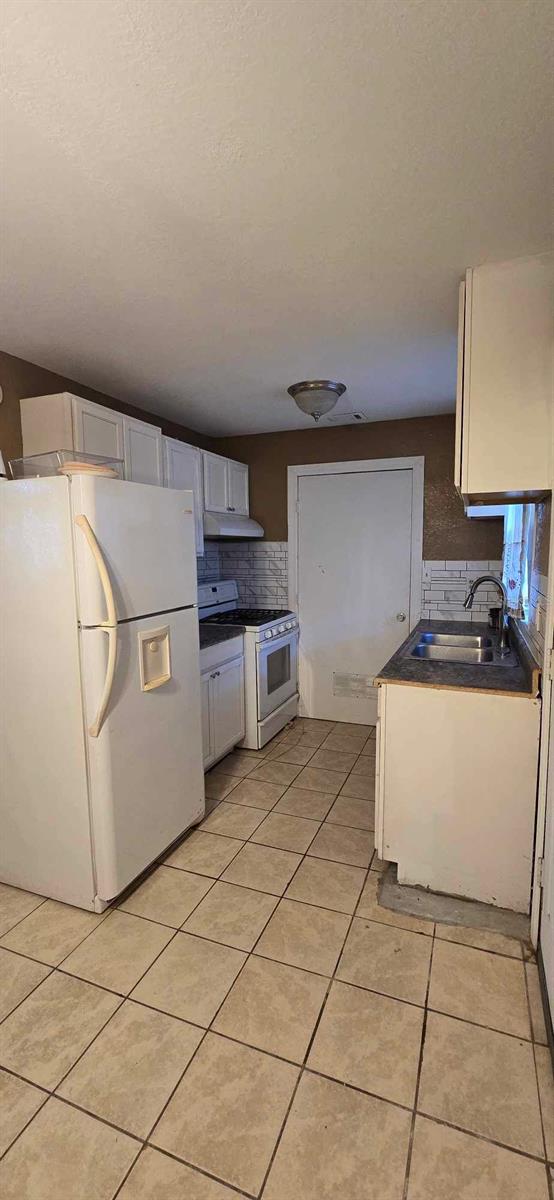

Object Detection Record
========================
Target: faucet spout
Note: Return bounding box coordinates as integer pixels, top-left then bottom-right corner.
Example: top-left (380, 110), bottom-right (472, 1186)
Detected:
top-left (463, 576), bottom-right (509, 655)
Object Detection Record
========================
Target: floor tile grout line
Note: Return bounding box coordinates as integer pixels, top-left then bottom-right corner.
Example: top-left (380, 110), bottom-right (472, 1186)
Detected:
top-left (0, 720), bottom-right (362, 1179)
top-left (524, 958), bottom-right (552, 1167)
top-left (0, 960), bottom-right (56, 1029)
top-left (154, 766), bottom-right (371, 1199)
top-left (107, 1142), bottom-right (145, 1200)
top-left (0, 1071), bottom-right (50, 1162)
top-left (2, 722), bottom-right (539, 1190)
top-left (258, 849), bottom-right (377, 1197)
top-left (130, 1142), bottom-right (258, 1200)
top-left (1, 913), bottom-right (268, 1184)
top-left (45, 952), bottom-right (541, 1048)
top-left (6, 869), bottom-right (234, 1119)
top-left (409, 1108), bottom-right (550, 1166)
top-left (137, 864), bottom-right (293, 1191)
top-left (0, 895), bottom-right (48, 941)
top-left (4, 1043), bottom-right (547, 1188)
top-left (401, 921), bottom-right (437, 1200)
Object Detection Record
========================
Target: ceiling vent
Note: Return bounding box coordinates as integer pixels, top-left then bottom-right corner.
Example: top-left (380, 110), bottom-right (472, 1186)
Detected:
top-left (323, 411), bottom-right (369, 426)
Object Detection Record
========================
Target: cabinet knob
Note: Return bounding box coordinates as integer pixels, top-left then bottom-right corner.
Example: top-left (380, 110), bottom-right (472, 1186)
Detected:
top-left (396, 612), bottom-right (406, 622)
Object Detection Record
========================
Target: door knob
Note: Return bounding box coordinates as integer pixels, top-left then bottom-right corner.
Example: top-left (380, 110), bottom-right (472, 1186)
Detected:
top-left (396, 612), bottom-right (406, 622)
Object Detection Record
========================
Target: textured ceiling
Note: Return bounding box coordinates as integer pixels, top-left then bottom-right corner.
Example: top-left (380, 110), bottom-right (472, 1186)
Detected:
top-left (1, 0), bottom-right (552, 434)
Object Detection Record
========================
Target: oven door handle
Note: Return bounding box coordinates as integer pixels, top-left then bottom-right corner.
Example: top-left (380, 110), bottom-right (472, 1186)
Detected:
top-left (256, 630), bottom-right (299, 655)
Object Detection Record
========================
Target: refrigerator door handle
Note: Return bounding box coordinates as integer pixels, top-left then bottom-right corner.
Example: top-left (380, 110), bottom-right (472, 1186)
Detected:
top-left (75, 514), bottom-right (118, 737)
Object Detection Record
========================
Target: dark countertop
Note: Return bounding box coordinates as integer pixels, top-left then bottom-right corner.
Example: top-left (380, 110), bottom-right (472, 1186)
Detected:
top-left (375, 620), bottom-right (540, 698)
top-left (199, 624), bottom-right (245, 651)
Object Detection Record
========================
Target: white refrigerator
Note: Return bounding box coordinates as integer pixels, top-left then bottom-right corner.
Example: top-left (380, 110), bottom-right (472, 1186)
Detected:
top-left (0, 474), bottom-right (205, 910)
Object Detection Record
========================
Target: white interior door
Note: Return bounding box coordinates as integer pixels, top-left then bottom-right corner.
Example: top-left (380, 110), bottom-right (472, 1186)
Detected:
top-left (81, 607), bottom-right (204, 901)
top-left (295, 466), bottom-right (416, 723)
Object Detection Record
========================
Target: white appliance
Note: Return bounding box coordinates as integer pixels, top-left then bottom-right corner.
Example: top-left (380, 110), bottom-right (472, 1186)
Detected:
top-left (203, 511), bottom-right (264, 539)
top-left (198, 580), bottom-right (299, 748)
top-left (0, 475), bottom-right (205, 911)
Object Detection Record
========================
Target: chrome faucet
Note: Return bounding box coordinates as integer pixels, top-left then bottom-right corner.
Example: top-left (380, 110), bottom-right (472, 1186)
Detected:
top-left (463, 576), bottom-right (509, 655)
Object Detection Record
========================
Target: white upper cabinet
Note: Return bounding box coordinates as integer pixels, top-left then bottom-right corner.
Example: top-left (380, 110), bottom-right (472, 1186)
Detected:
top-left (163, 436), bottom-right (204, 556)
top-left (20, 392), bottom-right (126, 461)
top-left (203, 451), bottom-right (229, 513)
top-left (20, 393), bottom-right (162, 485)
top-left (20, 393), bottom-right (251, 536)
top-left (455, 252), bottom-right (553, 503)
top-left (203, 451), bottom-right (250, 516)
top-left (227, 459), bottom-right (249, 516)
top-left (123, 415), bottom-right (163, 486)
top-left (73, 398), bottom-right (125, 461)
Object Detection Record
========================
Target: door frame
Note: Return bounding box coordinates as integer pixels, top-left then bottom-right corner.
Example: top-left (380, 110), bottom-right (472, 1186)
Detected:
top-left (287, 456), bottom-right (425, 694)
top-left (531, 501), bottom-right (554, 950)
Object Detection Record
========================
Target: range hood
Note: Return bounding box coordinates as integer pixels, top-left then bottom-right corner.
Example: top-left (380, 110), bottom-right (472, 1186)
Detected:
top-left (203, 511), bottom-right (264, 539)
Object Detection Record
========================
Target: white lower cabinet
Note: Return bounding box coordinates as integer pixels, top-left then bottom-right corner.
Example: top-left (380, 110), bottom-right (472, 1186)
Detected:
top-left (201, 645), bottom-right (245, 770)
top-left (376, 682), bottom-right (540, 913)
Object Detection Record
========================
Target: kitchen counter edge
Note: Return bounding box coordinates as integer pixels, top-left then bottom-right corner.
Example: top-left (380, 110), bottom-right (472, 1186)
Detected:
top-left (374, 619), bottom-right (540, 698)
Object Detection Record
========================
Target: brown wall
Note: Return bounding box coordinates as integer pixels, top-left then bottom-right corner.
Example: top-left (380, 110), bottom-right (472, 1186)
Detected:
top-left (0, 350), bottom-right (210, 465)
top-left (213, 414), bottom-right (504, 561)
top-left (0, 352), bottom-right (505, 562)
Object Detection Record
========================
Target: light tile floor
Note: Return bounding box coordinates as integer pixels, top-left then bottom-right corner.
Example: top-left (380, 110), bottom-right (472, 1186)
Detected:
top-left (0, 718), bottom-right (552, 1199)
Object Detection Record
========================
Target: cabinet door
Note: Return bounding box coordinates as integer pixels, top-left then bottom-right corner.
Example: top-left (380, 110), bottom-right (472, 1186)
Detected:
top-left (163, 438), bottom-right (204, 556)
top-left (212, 656), bottom-right (245, 759)
top-left (462, 253), bottom-right (553, 497)
top-left (203, 451), bottom-right (228, 513)
top-left (454, 281), bottom-right (466, 491)
top-left (227, 459), bottom-right (249, 516)
top-left (200, 671), bottom-right (214, 768)
top-left (72, 398), bottom-right (125, 462)
top-left (124, 417), bottom-right (163, 485)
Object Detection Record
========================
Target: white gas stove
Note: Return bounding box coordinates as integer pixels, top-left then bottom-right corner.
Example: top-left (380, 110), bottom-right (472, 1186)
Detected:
top-left (198, 580), bottom-right (299, 748)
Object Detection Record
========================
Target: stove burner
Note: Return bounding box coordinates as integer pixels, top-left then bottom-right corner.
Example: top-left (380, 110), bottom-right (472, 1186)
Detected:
top-left (203, 607), bottom-right (293, 627)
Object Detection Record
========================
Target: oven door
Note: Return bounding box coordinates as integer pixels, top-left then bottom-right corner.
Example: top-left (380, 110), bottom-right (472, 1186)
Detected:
top-left (256, 630), bottom-right (299, 722)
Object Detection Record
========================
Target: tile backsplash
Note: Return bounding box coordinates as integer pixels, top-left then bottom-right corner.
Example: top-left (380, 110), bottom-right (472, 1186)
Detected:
top-left (199, 548), bottom-right (505, 621)
top-left (420, 560), bottom-right (503, 622)
top-left (218, 541), bottom-right (288, 607)
top-left (198, 543), bottom-right (548, 668)
top-left (516, 568), bottom-right (548, 662)
top-left (196, 545), bottom-right (221, 582)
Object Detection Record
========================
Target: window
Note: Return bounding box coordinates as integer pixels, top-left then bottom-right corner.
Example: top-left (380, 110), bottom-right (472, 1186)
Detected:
top-left (502, 504), bottom-right (536, 619)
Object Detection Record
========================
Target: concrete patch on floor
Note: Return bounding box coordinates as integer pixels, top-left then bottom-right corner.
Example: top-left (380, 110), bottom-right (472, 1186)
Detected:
top-left (379, 864), bottom-right (531, 944)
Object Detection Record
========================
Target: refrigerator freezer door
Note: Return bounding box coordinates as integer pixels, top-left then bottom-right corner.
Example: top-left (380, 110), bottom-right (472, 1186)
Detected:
top-left (80, 607), bottom-right (205, 901)
top-left (71, 475), bottom-right (197, 625)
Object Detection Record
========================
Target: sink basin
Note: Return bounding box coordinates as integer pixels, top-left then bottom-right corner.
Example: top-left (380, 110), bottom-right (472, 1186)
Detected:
top-left (412, 644), bottom-right (494, 664)
top-left (419, 632), bottom-right (492, 649)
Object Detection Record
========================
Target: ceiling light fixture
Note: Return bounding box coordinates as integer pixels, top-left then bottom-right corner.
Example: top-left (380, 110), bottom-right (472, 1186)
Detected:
top-left (287, 379), bottom-right (346, 422)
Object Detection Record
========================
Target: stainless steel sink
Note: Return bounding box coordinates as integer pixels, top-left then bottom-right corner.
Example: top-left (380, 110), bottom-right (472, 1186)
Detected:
top-left (412, 643), bottom-right (494, 664)
top-left (419, 632), bottom-right (492, 649)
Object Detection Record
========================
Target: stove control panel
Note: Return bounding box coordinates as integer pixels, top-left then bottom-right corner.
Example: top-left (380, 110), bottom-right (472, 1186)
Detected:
top-left (262, 618), bottom-right (297, 640)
